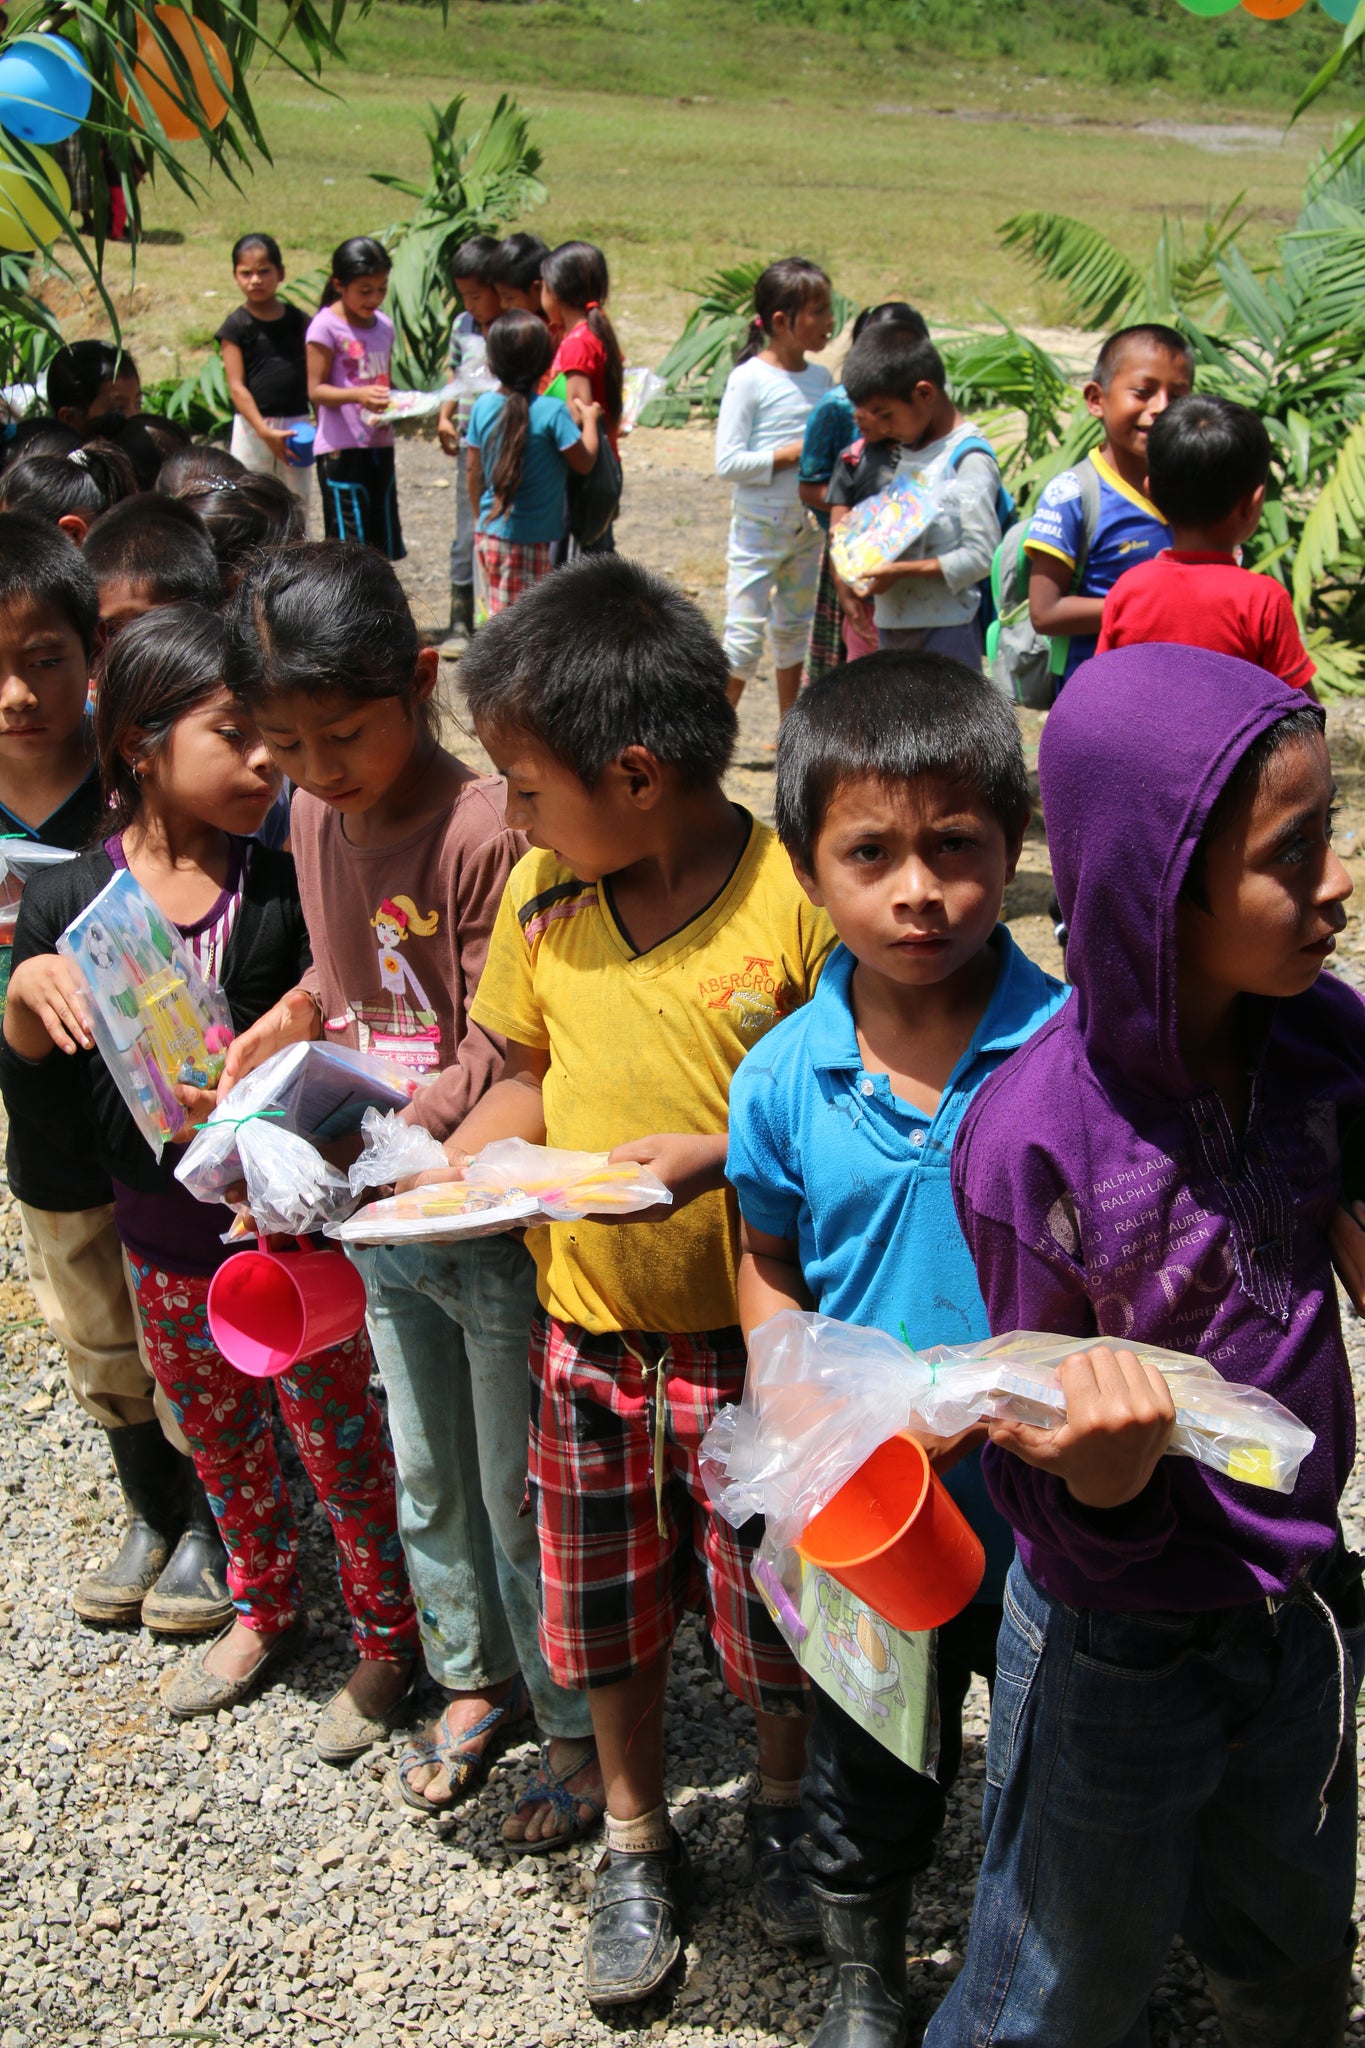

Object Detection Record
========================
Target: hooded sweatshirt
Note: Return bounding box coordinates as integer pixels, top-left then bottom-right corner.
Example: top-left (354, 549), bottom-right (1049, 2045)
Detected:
top-left (951, 643), bottom-right (1365, 1612)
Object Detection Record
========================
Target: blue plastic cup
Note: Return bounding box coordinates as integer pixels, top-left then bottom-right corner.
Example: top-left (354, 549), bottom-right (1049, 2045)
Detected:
top-left (285, 421), bottom-right (316, 468)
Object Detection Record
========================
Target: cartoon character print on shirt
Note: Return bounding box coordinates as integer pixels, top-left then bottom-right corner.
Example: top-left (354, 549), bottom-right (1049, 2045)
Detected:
top-left (340, 333), bottom-right (389, 386)
top-left (347, 894), bottom-right (442, 1075)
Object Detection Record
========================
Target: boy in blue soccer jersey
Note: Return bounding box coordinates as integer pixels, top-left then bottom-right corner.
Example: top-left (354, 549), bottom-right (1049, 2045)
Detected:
top-left (1026, 323), bottom-right (1194, 688)
top-left (729, 653), bottom-right (1067, 2048)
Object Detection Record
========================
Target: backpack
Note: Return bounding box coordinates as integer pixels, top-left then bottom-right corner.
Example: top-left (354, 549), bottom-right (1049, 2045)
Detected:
top-left (948, 434), bottom-right (1015, 641)
top-left (986, 459), bottom-right (1101, 710)
top-left (566, 430), bottom-right (622, 547)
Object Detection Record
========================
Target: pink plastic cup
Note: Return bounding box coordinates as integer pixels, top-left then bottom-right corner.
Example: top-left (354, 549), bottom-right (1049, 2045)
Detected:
top-left (206, 1241), bottom-right (367, 1379)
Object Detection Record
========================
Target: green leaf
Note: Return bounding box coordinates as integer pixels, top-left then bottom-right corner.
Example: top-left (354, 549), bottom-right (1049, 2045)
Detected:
top-left (999, 211), bottom-right (1143, 329)
top-left (1293, 416), bottom-right (1365, 618)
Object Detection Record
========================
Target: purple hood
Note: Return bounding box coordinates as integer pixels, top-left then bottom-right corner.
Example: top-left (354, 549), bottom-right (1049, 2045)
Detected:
top-left (952, 644), bottom-right (1365, 1609)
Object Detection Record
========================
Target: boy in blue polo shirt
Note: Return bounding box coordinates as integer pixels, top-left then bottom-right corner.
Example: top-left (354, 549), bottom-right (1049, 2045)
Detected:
top-left (1026, 322), bottom-right (1194, 688)
top-left (728, 651), bottom-right (1067, 2048)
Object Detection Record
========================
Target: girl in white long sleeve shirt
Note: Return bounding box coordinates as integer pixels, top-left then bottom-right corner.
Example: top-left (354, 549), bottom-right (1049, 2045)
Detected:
top-left (714, 259), bottom-right (834, 716)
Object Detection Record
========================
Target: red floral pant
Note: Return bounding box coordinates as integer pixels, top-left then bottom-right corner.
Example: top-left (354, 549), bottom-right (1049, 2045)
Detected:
top-left (128, 1258), bottom-right (417, 1656)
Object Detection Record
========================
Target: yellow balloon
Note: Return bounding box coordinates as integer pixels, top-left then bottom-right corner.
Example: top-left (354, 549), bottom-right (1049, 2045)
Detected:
top-left (0, 146), bottom-right (70, 253)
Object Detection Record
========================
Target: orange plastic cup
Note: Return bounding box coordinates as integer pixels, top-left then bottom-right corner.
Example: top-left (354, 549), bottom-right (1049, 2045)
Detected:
top-left (207, 1242), bottom-right (367, 1379)
top-left (797, 1432), bottom-right (985, 1632)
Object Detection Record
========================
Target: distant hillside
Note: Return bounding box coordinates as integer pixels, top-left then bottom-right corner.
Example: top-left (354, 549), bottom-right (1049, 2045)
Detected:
top-left (381, 0), bottom-right (1354, 111)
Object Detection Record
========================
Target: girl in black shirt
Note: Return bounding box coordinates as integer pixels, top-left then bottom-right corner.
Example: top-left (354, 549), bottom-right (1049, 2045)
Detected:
top-left (215, 233), bottom-right (313, 501)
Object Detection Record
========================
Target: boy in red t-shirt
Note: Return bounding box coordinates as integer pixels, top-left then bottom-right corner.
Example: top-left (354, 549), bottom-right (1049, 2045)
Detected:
top-left (1097, 394), bottom-right (1316, 695)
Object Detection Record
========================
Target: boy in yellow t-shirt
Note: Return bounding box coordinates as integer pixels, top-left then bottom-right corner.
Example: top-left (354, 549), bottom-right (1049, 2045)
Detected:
top-left (439, 557), bottom-right (834, 2011)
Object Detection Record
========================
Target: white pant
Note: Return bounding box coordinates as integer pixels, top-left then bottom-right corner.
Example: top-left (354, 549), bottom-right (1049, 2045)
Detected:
top-left (229, 413), bottom-right (313, 502)
top-left (722, 503), bottom-right (823, 676)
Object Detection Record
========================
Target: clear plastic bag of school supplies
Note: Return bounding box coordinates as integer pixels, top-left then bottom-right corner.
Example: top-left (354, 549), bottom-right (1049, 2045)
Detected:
top-left (347, 1106), bottom-right (448, 1195)
top-left (829, 476), bottom-right (939, 596)
top-left (232, 1117), bottom-right (354, 1238)
top-left (700, 1311), bottom-right (1316, 1547)
top-left (176, 1040), bottom-right (415, 1209)
top-left (466, 1139), bottom-right (671, 1220)
top-left (0, 838), bottom-right (77, 945)
top-left (620, 367), bottom-right (666, 434)
top-left (330, 1138), bottom-right (672, 1246)
top-left (57, 870), bottom-right (235, 1161)
top-left (359, 388), bottom-right (444, 430)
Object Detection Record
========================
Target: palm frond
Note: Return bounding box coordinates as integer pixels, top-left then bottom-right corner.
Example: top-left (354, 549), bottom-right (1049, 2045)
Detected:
top-left (999, 211), bottom-right (1143, 329)
top-left (1293, 416), bottom-right (1365, 619)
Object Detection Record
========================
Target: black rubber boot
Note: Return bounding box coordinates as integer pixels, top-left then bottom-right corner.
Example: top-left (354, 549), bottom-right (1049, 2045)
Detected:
top-left (140, 1461), bottom-right (233, 1636)
top-left (1204, 1950), bottom-right (1354, 2048)
top-left (72, 1422), bottom-right (190, 1625)
top-left (584, 1829), bottom-right (691, 2008)
top-left (807, 1875), bottom-right (914, 2048)
top-left (747, 1800), bottom-right (820, 1945)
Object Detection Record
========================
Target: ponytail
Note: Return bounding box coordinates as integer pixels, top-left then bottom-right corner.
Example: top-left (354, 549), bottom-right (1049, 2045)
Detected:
top-left (542, 241), bottom-right (624, 429)
top-left (485, 310), bottom-right (556, 518)
top-left (735, 256), bottom-right (832, 365)
top-left (734, 313), bottom-right (767, 368)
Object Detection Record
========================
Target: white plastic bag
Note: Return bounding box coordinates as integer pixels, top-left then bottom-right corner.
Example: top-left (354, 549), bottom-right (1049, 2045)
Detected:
top-left (701, 1311), bottom-right (1316, 1549)
top-left (620, 366), bottom-right (666, 434)
top-left (347, 1107), bottom-right (448, 1195)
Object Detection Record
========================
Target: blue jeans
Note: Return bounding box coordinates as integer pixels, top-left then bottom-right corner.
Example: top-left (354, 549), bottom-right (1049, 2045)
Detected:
top-left (449, 465), bottom-right (475, 586)
top-left (347, 1236), bottom-right (591, 1739)
top-left (924, 1552), bottom-right (1365, 2047)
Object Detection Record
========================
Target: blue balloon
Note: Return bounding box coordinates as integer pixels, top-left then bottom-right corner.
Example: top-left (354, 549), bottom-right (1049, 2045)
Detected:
top-left (1319, 0), bottom-right (1361, 22)
top-left (0, 35), bottom-right (94, 146)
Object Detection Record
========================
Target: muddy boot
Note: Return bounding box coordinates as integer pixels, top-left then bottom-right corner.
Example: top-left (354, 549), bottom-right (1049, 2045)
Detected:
top-left (72, 1421), bottom-right (189, 1625)
top-left (1204, 1950), bottom-right (1354, 2048)
top-left (807, 1875), bottom-right (914, 2048)
top-left (140, 1461), bottom-right (233, 1636)
top-left (437, 581), bottom-right (474, 658)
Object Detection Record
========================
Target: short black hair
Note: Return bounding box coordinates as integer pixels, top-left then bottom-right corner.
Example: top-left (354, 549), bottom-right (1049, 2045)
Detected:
top-left (849, 300), bottom-right (930, 345)
top-left (1181, 703), bottom-right (1323, 911)
top-left (459, 555), bottom-right (736, 790)
top-left (1145, 394), bottom-right (1270, 530)
top-left (450, 233), bottom-right (500, 285)
top-left (1092, 323), bottom-right (1194, 390)
top-left (489, 233), bottom-right (549, 292)
top-left (46, 341), bottom-right (139, 417)
top-left (82, 495), bottom-right (222, 607)
top-left (0, 509), bottom-right (100, 654)
top-left (842, 329), bottom-right (947, 409)
top-left (775, 652), bottom-right (1031, 871)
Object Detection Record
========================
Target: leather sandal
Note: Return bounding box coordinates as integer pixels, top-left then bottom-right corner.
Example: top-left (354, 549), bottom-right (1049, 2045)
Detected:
top-left (584, 1827), bottom-right (690, 2008)
top-left (747, 1799), bottom-right (820, 1945)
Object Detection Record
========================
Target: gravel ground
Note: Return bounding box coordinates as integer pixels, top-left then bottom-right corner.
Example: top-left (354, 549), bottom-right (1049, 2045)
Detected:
top-left (4, 431), bottom-right (1365, 2047)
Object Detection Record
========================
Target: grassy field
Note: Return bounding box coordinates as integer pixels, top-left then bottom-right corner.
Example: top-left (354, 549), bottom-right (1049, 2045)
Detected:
top-left (38, 0), bottom-right (1354, 376)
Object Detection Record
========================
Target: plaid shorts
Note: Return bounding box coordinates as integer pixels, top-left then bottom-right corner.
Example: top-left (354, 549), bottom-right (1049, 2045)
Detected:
top-left (804, 535), bottom-right (848, 688)
top-left (529, 1314), bottom-right (806, 1713)
top-left (475, 532), bottom-right (555, 619)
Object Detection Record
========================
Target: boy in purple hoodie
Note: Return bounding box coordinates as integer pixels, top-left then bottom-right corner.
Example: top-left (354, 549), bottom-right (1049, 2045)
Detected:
top-left (926, 642), bottom-right (1365, 2048)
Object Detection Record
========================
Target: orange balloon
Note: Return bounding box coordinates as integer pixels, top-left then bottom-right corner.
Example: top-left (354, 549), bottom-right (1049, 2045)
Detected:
top-left (123, 6), bottom-right (232, 141)
top-left (1241, 0), bottom-right (1307, 15)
